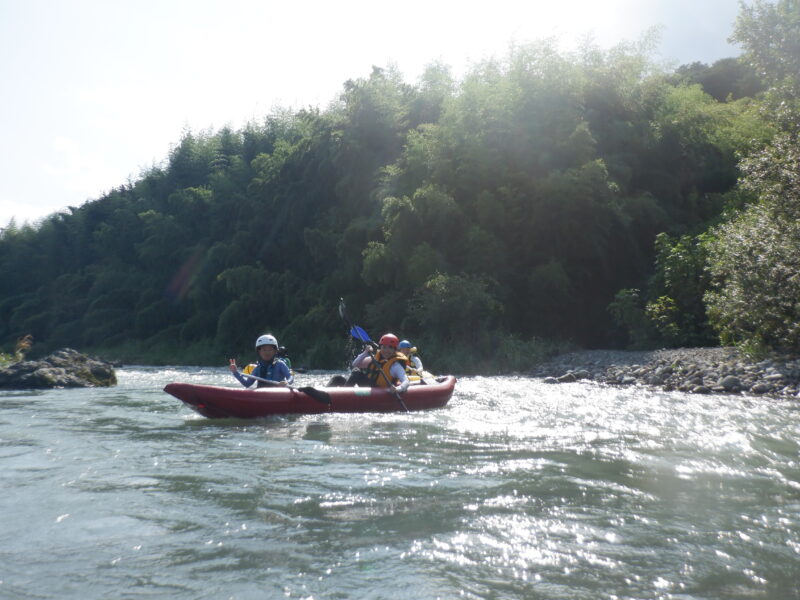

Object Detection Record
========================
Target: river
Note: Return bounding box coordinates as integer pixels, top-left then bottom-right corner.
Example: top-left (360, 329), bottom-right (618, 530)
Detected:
top-left (1, 367), bottom-right (799, 599)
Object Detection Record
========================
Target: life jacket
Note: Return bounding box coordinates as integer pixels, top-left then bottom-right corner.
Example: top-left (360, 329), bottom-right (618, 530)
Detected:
top-left (255, 358), bottom-right (293, 374)
top-left (363, 351), bottom-right (408, 388)
top-left (244, 359), bottom-right (284, 388)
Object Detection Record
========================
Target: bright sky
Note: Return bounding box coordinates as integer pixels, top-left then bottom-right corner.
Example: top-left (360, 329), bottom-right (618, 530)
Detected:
top-left (0, 0), bottom-right (742, 227)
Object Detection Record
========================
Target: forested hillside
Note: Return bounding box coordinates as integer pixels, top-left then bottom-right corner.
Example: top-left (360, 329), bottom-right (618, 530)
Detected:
top-left (1, 1), bottom-right (797, 372)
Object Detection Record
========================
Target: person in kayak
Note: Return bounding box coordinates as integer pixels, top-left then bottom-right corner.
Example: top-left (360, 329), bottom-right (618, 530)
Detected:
top-left (398, 339), bottom-right (423, 376)
top-left (276, 346), bottom-right (292, 370)
top-left (229, 334), bottom-right (293, 387)
top-left (328, 333), bottom-right (410, 393)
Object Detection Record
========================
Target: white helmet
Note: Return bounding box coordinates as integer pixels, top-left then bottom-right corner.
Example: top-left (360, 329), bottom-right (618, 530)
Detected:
top-left (255, 334), bottom-right (278, 349)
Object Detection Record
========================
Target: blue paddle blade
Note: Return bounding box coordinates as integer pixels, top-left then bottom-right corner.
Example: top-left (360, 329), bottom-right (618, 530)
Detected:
top-left (350, 325), bottom-right (371, 342)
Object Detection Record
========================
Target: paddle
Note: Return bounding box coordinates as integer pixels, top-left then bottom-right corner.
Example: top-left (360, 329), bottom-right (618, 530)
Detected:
top-left (338, 298), bottom-right (373, 345)
top-left (351, 325), bottom-right (372, 345)
top-left (234, 370), bottom-right (331, 405)
top-left (337, 298), bottom-right (409, 412)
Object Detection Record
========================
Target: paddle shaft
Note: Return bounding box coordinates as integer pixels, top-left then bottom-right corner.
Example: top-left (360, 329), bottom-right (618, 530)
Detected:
top-left (233, 370), bottom-right (331, 405)
top-left (237, 371), bottom-right (287, 385)
top-left (376, 365), bottom-right (409, 412)
top-left (339, 299), bottom-right (371, 343)
top-left (338, 297), bottom-right (355, 331)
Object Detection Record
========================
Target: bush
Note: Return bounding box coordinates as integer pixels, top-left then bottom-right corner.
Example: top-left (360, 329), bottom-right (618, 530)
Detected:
top-left (705, 203), bottom-right (800, 352)
top-left (608, 288), bottom-right (658, 349)
top-left (703, 116), bottom-right (800, 352)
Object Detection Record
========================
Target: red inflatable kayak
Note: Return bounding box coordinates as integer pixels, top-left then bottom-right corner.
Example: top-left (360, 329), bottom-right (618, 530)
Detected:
top-left (164, 376), bottom-right (456, 418)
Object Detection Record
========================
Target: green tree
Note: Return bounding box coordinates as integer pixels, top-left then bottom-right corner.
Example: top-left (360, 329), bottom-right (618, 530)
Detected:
top-left (731, 0), bottom-right (800, 93)
top-left (672, 58), bottom-right (765, 101)
top-left (405, 272), bottom-right (503, 348)
top-left (705, 131), bottom-right (800, 352)
top-left (703, 0), bottom-right (800, 352)
top-left (645, 232), bottom-right (716, 346)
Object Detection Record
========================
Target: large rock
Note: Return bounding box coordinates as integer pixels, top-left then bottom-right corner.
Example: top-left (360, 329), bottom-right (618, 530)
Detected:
top-left (718, 375), bottom-right (742, 391)
top-left (0, 348), bottom-right (117, 389)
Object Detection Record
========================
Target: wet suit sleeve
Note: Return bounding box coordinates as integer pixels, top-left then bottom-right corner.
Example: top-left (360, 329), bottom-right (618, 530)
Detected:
top-left (276, 361), bottom-right (292, 384)
top-left (232, 370), bottom-right (257, 388)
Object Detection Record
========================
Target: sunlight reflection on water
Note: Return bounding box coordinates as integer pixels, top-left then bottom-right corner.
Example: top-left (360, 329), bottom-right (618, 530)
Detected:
top-left (1, 367), bottom-right (799, 599)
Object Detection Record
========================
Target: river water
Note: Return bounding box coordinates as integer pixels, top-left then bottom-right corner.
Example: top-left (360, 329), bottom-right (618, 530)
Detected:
top-left (1, 367), bottom-right (799, 600)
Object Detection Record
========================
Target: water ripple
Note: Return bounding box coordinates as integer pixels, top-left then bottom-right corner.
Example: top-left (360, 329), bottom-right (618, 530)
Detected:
top-left (1, 368), bottom-right (798, 598)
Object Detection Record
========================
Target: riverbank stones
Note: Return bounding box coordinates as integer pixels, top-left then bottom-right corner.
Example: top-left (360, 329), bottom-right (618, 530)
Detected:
top-left (531, 347), bottom-right (800, 400)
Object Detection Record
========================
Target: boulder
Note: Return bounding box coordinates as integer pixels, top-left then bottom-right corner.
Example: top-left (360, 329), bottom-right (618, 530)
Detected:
top-left (0, 348), bottom-right (117, 389)
top-left (749, 382), bottom-right (772, 395)
top-left (718, 375), bottom-right (742, 391)
top-left (691, 385), bottom-right (712, 394)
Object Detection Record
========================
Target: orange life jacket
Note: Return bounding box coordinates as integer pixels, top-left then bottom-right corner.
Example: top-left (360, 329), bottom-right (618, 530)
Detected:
top-left (363, 351), bottom-right (408, 388)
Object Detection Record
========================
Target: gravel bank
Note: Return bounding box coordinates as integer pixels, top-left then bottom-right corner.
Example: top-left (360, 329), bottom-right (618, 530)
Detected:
top-left (531, 347), bottom-right (800, 398)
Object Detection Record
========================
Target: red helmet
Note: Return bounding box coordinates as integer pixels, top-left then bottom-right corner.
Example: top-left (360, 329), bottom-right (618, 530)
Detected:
top-left (378, 333), bottom-right (399, 348)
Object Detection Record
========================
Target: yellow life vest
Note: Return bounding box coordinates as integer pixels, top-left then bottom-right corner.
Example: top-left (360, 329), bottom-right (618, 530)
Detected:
top-left (363, 351), bottom-right (408, 388)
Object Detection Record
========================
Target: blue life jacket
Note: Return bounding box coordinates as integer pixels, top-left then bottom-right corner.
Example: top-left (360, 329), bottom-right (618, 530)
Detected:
top-left (252, 358), bottom-right (286, 387)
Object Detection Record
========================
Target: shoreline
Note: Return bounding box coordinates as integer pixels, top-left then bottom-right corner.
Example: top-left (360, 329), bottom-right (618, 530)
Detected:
top-left (530, 347), bottom-right (800, 399)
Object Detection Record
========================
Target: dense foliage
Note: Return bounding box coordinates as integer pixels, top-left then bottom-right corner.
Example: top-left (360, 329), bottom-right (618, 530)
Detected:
top-left (702, 0), bottom-right (800, 354)
top-left (608, 0), bottom-right (800, 354)
top-left (1, 1), bottom-right (796, 369)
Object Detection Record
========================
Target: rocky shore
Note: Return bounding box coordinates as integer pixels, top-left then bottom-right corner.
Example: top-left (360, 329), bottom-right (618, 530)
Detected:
top-left (531, 347), bottom-right (800, 398)
top-left (0, 348), bottom-right (117, 389)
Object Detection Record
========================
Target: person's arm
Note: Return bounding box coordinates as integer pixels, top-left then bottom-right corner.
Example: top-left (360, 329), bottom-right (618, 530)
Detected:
top-left (277, 361), bottom-right (293, 385)
top-left (229, 359), bottom-right (256, 388)
top-left (389, 362), bottom-right (409, 393)
top-left (412, 356), bottom-right (423, 371)
top-left (351, 348), bottom-right (372, 369)
top-left (233, 371), bottom-right (257, 387)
